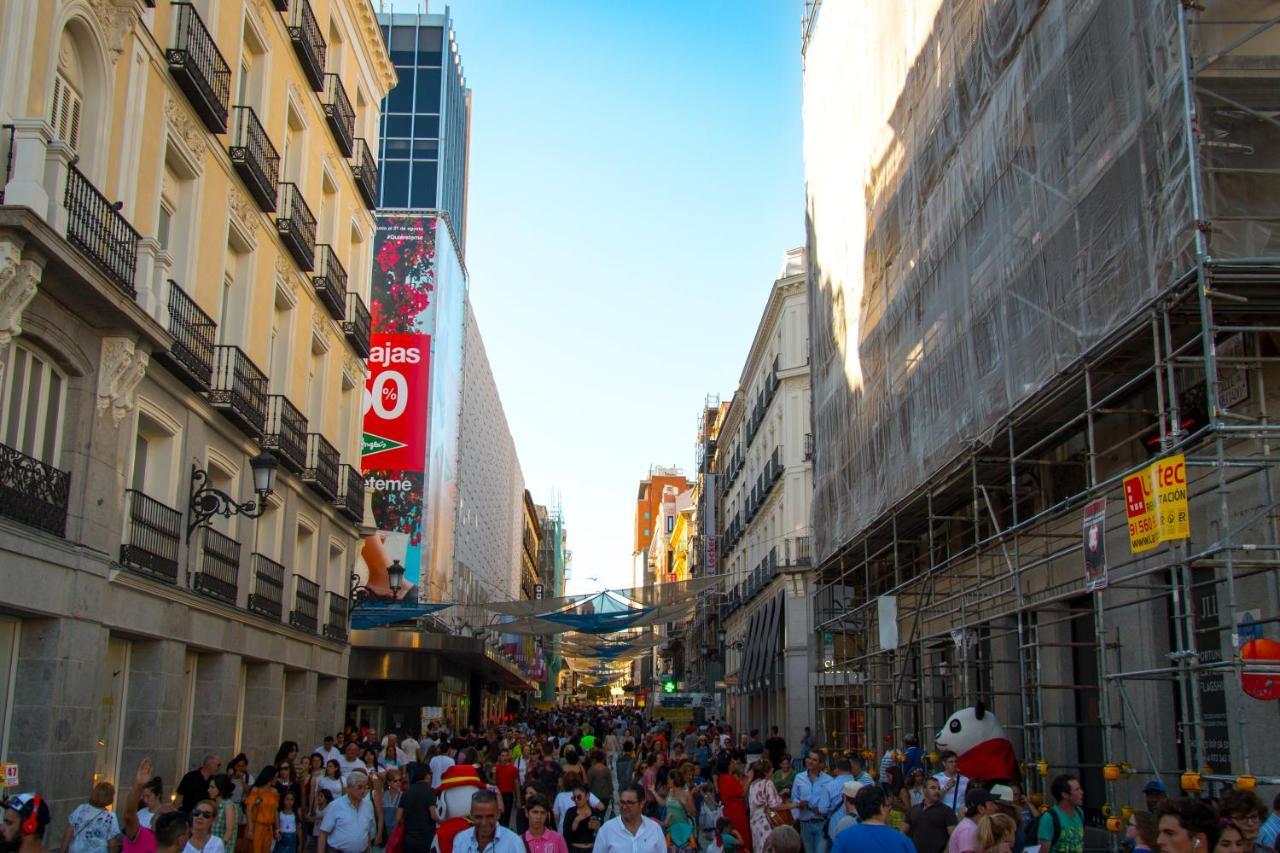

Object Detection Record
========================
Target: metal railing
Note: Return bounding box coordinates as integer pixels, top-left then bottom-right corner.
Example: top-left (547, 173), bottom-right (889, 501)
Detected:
top-left (166, 2), bottom-right (230, 133)
top-left (0, 124), bottom-right (13, 204)
top-left (334, 463), bottom-right (363, 523)
top-left (263, 395), bottom-right (308, 473)
top-left (351, 138), bottom-right (377, 209)
top-left (323, 592), bottom-right (349, 642)
top-left (804, 432), bottom-right (814, 461)
top-left (312, 245), bottom-right (346, 320)
top-left (209, 345), bottom-right (268, 437)
top-left (0, 442), bottom-right (70, 538)
top-left (276, 182), bottom-right (316, 271)
top-left (194, 527), bottom-right (240, 604)
top-left (322, 73), bottom-right (355, 157)
top-left (289, 575), bottom-right (320, 632)
top-left (287, 0), bottom-right (326, 91)
top-left (303, 433), bottom-right (338, 499)
top-left (65, 164), bottom-right (139, 296)
top-left (228, 106), bottom-right (279, 211)
top-left (160, 280), bottom-right (216, 391)
top-left (247, 553), bottom-right (285, 620)
top-left (342, 291), bottom-right (370, 358)
top-left (120, 489), bottom-right (180, 581)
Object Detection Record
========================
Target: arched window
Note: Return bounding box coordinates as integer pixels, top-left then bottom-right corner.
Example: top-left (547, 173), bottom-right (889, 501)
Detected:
top-left (50, 29), bottom-right (85, 153)
top-left (1, 341), bottom-right (68, 467)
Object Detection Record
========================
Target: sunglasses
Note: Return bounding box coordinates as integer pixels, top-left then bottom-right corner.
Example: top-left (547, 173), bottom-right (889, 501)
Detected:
top-left (192, 811), bottom-right (214, 819)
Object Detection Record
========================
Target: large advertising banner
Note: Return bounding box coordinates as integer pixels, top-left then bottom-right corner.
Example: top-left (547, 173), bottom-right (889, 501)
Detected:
top-left (356, 216), bottom-right (437, 604)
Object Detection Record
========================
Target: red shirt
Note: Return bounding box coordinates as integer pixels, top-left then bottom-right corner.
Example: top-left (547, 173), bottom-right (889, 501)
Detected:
top-left (495, 763), bottom-right (519, 794)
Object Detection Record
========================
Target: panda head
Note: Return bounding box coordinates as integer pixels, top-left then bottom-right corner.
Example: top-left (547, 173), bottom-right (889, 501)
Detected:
top-left (934, 702), bottom-right (1007, 755)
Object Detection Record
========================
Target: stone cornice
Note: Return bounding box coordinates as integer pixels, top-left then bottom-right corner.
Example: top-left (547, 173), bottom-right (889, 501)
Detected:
top-left (350, 0), bottom-right (398, 96)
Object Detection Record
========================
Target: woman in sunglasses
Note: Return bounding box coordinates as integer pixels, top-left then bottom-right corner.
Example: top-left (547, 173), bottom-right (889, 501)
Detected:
top-left (563, 786), bottom-right (603, 853)
top-left (187, 800), bottom-right (227, 853)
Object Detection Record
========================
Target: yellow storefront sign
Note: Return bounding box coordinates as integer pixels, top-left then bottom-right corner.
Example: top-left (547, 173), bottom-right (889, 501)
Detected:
top-left (654, 707), bottom-right (694, 723)
top-left (1123, 454), bottom-right (1190, 553)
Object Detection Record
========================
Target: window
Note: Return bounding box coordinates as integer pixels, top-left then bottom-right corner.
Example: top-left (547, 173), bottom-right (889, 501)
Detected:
top-left (268, 286), bottom-right (294, 394)
top-left (295, 518), bottom-right (317, 580)
top-left (0, 617), bottom-right (18, 761)
top-left (1, 342), bottom-right (67, 466)
top-left (131, 410), bottom-right (179, 504)
top-left (94, 637), bottom-right (131, 787)
top-left (50, 70), bottom-right (83, 152)
top-left (666, 516), bottom-right (675, 534)
top-left (156, 203), bottom-right (173, 251)
top-left (218, 274), bottom-right (234, 345)
top-left (307, 340), bottom-right (327, 427)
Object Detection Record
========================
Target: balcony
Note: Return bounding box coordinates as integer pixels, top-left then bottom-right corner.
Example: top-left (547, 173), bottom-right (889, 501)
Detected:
top-left (155, 280), bottom-right (216, 392)
top-left (334, 463), bottom-right (363, 523)
top-left (312, 245), bottom-right (346, 321)
top-left (262, 395), bottom-right (308, 474)
top-left (166, 2), bottom-right (231, 133)
top-left (351, 138), bottom-right (378, 209)
top-left (65, 164), bottom-right (139, 297)
top-left (804, 432), bottom-right (814, 461)
top-left (303, 433), bottom-right (338, 500)
top-left (276, 182), bottom-right (316, 271)
top-left (120, 489), bottom-right (180, 582)
top-left (193, 527), bottom-right (240, 605)
top-left (322, 73), bottom-right (355, 157)
top-left (247, 553), bottom-right (286, 620)
top-left (287, 0), bottom-right (326, 92)
top-left (209, 345), bottom-right (268, 438)
top-left (342, 291), bottom-right (370, 358)
top-left (0, 442), bottom-right (70, 538)
top-left (228, 106), bottom-right (279, 212)
top-left (323, 592), bottom-right (349, 642)
top-left (289, 575), bottom-right (320, 632)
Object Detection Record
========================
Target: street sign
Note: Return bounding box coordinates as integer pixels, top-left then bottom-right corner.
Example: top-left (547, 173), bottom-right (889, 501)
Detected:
top-left (534, 584), bottom-right (544, 600)
top-left (2, 763), bottom-right (18, 787)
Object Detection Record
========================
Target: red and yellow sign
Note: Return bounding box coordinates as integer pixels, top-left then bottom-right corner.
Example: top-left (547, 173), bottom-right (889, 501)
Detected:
top-left (1123, 454), bottom-right (1190, 553)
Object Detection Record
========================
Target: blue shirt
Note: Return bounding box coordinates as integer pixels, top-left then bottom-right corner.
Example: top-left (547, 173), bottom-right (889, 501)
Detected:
top-left (828, 807), bottom-right (857, 840)
top-left (831, 823), bottom-right (914, 853)
top-left (792, 772), bottom-right (833, 821)
top-left (1261, 813), bottom-right (1280, 850)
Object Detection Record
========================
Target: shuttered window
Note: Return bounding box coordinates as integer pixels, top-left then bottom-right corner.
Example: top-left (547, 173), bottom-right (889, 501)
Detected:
top-left (0, 342), bottom-right (67, 467)
top-left (50, 72), bottom-right (83, 152)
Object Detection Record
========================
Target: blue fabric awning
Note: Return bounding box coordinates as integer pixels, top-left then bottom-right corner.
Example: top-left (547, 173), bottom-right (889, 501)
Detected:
top-left (351, 602), bottom-right (452, 631)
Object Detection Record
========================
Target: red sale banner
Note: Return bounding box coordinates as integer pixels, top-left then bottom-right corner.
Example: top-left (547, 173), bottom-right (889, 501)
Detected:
top-left (361, 332), bottom-right (430, 472)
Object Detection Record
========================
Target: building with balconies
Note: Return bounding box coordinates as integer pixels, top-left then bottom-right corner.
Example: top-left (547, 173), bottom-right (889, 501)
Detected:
top-left (715, 246), bottom-right (812, 748)
top-left (0, 0), bottom-right (395, 819)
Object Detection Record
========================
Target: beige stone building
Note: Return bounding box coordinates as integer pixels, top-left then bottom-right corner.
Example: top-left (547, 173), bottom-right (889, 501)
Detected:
top-left (0, 0), bottom-right (394, 817)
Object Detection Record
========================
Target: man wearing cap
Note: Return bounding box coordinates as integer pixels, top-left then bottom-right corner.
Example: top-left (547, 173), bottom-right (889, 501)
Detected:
top-left (318, 771), bottom-right (376, 853)
top-left (947, 789), bottom-right (998, 853)
top-left (1142, 779), bottom-right (1167, 814)
top-left (2, 793), bottom-right (52, 853)
top-left (451, 791), bottom-right (522, 853)
top-left (828, 781), bottom-right (864, 841)
top-left (987, 785), bottom-right (1029, 852)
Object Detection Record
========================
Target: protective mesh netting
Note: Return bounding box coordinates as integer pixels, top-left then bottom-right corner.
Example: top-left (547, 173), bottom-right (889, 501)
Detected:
top-left (804, 0), bottom-right (1280, 563)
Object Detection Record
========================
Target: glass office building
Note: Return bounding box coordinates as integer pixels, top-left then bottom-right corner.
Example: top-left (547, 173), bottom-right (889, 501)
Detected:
top-left (377, 10), bottom-right (470, 250)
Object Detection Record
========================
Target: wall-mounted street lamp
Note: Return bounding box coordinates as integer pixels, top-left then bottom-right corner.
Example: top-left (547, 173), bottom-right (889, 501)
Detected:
top-left (186, 452), bottom-right (278, 541)
top-left (351, 558), bottom-right (404, 607)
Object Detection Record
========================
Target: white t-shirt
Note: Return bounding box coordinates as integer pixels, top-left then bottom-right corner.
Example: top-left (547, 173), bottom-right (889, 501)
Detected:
top-left (338, 756), bottom-right (367, 783)
top-left (315, 746), bottom-right (342, 766)
top-left (932, 772), bottom-right (969, 815)
top-left (137, 808), bottom-right (155, 830)
top-left (402, 738), bottom-right (421, 762)
top-left (183, 837), bottom-right (226, 853)
top-left (430, 754), bottom-right (456, 788)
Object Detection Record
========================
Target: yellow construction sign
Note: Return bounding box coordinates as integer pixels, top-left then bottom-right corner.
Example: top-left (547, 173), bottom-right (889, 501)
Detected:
top-left (1123, 454), bottom-right (1190, 553)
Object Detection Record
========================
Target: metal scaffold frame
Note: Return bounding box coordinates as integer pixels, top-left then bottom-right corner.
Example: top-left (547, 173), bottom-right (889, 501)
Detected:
top-left (813, 1), bottom-right (1280, 808)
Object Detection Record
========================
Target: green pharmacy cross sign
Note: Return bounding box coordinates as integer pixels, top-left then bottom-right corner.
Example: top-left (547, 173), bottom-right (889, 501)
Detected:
top-left (362, 432), bottom-right (407, 458)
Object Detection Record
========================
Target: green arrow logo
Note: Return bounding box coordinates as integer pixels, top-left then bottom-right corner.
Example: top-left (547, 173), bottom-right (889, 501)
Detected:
top-left (362, 432), bottom-right (406, 457)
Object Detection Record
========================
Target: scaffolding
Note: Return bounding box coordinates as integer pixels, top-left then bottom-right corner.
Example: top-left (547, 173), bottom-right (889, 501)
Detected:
top-left (808, 0), bottom-right (1280, 814)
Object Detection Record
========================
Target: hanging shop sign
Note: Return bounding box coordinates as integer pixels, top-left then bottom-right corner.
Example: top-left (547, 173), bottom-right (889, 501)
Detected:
top-left (1123, 454), bottom-right (1189, 553)
top-left (1082, 498), bottom-right (1108, 591)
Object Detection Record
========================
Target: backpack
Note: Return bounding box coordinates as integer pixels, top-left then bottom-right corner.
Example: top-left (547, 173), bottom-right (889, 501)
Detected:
top-left (1032, 809), bottom-right (1060, 851)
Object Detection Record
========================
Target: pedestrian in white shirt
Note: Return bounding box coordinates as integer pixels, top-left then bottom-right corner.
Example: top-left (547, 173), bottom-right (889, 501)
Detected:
top-left (451, 791), bottom-right (523, 853)
top-left (337, 744), bottom-right (367, 786)
top-left (317, 772), bottom-right (376, 853)
top-left (315, 737), bottom-right (342, 767)
top-left (591, 785), bottom-right (664, 853)
top-left (932, 752), bottom-right (969, 816)
top-left (429, 745), bottom-right (456, 789)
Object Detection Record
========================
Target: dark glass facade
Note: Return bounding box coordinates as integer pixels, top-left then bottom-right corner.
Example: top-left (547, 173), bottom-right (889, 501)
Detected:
top-left (376, 12), bottom-right (469, 249)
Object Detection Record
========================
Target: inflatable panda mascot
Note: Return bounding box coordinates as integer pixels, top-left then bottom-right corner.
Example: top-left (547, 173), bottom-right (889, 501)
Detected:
top-left (433, 764), bottom-right (485, 853)
top-left (934, 702), bottom-right (1018, 783)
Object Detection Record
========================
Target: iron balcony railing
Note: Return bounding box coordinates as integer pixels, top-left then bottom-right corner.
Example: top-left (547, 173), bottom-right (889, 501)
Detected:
top-left (262, 395), bottom-right (308, 473)
top-left (289, 575), bottom-right (320, 632)
top-left (323, 592), bottom-right (349, 642)
top-left (287, 0), bottom-right (326, 91)
top-left (351, 138), bottom-right (377, 209)
top-left (155, 280), bottom-right (216, 392)
top-left (120, 489), bottom-right (180, 582)
top-left (194, 527), bottom-right (240, 604)
top-left (804, 432), bottom-right (814, 461)
top-left (342, 291), bottom-right (370, 358)
top-left (228, 106), bottom-right (279, 211)
top-left (209, 345), bottom-right (268, 438)
top-left (276, 182), bottom-right (316, 271)
top-left (334, 463), bottom-right (363, 523)
top-left (322, 73), bottom-right (355, 157)
top-left (303, 433), bottom-right (338, 500)
top-left (0, 442), bottom-right (70, 538)
top-left (65, 163), bottom-right (139, 296)
top-left (312, 245), bottom-right (346, 321)
top-left (247, 552), bottom-right (286, 620)
top-left (166, 2), bottom-right (230, 133)
top-left (1, 124), bottom-right (14, 205)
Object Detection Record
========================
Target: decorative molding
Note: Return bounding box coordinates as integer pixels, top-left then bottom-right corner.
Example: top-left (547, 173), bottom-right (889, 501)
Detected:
top-left (0, 239), bottom-right (43, 347)
top-left (311, 312), bottom-right (333, 352)
top-left (97, 337), bottom-right (149, 423)
top-left (86, 0), bottom-right (140, 65)
top-left (350, 0), bottom-right (399, 96)
top-left (286, 81), bottom-right (309, 129)
top-left (164, 96), bottom-right (206, 173)
top-left (227, 186), bottom-right (258, 251)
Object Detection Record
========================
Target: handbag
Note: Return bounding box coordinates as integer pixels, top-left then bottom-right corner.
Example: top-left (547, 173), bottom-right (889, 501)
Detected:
top-left (765, 807), bottom-right (792, 829)
top-left (386, 822), bottom-right (405, 853)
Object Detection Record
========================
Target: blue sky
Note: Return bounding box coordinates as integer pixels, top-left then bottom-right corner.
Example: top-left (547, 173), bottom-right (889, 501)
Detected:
top-left (389, 0), bottom-right (805, 593)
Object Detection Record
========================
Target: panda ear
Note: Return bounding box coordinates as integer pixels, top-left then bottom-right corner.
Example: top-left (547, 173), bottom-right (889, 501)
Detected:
top-left (974, 701), bottom-right (986, 720)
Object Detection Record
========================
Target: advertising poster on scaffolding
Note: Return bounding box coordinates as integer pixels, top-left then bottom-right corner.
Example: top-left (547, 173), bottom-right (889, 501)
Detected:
top-left (1122, 454), bottom-right (1190, 554)
top-left (1082, 498), bottom-right (1108, 591)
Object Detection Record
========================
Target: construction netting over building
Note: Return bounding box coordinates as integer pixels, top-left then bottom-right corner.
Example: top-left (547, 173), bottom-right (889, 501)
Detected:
top-left (804, 0), bottom-right (1280, 807)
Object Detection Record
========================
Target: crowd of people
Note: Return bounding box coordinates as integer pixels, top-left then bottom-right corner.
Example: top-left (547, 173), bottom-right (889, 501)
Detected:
top-left (1, 709), bottom-right (1277, 853)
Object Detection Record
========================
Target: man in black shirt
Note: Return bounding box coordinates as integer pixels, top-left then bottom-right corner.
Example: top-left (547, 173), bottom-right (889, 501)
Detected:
top-left (903, 778), bottom-right (957, 853)
top-left (176, 753), bottom-right (221, 814)
top-left (398, 763), bottom-right (439, 853)
top-left (765, 727), bottom-right (787, 769)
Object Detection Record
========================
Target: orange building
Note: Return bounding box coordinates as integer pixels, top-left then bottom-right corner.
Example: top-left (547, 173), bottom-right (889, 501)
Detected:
top-left (634, 466), bottom-right (694, 557)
